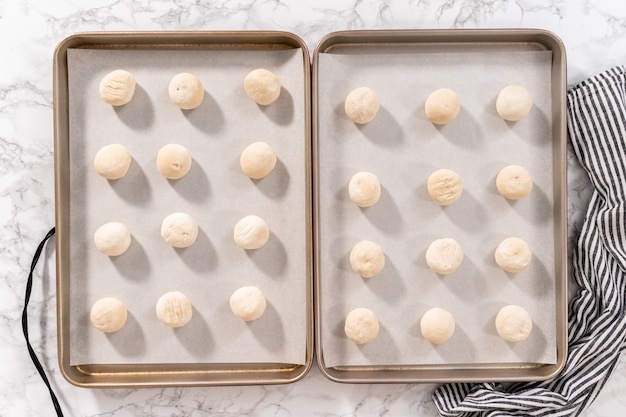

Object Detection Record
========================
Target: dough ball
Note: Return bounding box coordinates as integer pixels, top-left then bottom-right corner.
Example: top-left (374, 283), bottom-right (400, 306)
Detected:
top-left (99, 69), bottom-right (136, 106)
top-left (161, 212), bottom-right (198, 248)
top-left (425, 88), bottom-right (460, 125)
top-left (420, 307), bottom-right (455, 344)
top-left (496, 165), bottom-right (533, 200)
top-left (93, 144), bottom-right (132, 180)
top-left (349, 171), bottom-right (381, 207)
top-left (156, 291), bottom-right (193, 328)
top-left (230, 286), bottom-right (267, 321)
top-left (427, 169), bottom-right (463, 206)
top-left (240, 141), bottom-right (277, 179)
top-left (157, 144), bottom-right (192, 180)
top-left (344, 87), bottom-right (380, 124)
top-left (234, 215), bottom-right (269, 250)
top-left (350, 240), bottom-right (385, 278)
top-left (244, 68), bottom-right (281, 105)
top-left (94, 222), bottom-right (131, 256)
top-left (496, 85), bottom-right (533, 121)
top-left (344, 307), bottom-right (379, 344)
top-left (426, 238), bottom-right (463, 275)
top-left (168, 72), bottom-right (204, 109)
top-left (90, 297), bottom-right (128, 333)
top-left (495, 305), bottom-right (532, 342)
top-left (495, 237), bottom-right (532, 273)
top-left (349, 240), bottom-right (385, 278)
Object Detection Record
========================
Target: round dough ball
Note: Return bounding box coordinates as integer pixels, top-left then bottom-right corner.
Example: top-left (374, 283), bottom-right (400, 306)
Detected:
top-left (495, 237), bottom-right (532, 273)
top-left (230, 286), bottom-right (267, 321)
top-left (344, 307), bottom-right (379, 344)
top-left (495, 305), bottom-right (532, 342)
top-left (99, 69), bottom-right (136, 106)
top-left (425, 88), bottom-right (460, 125)
top-left (344, 87), bottom-right (380, 124)
top-left (349, 171), bottom-right (381, 207)
top-left (156, 291), bottom-right (193, 328)
top-left (161, 212), bottom-right (198, 248)
top-left (349, 240), bottom-right (385, 278)
top-left (168, 72), bottom-right (204, 109)
top-left (156, 144), bottom-right (192, 180)
top-left (94, 222), bottom-right (131, 256)
top-left (93, 144), bottom-right (132, 180)
top-left (426, 238), bottom-right (463, 275)
top-left (244, 68), bottom-right (281, 105)
top-left (240, 141), bottom-right (277, 179)
top-left (496, 85), bottom-right (533, 121)
top-left (420, 307), bottom-right (455, 344)
top-left (234, 215), bottom-right (270, 250)
top-left (496, 165), bottom-right (533, 200)
top-left (90, 297), bottom-right (128, 333)
top-left (427, 169), bottom-right (463, 206)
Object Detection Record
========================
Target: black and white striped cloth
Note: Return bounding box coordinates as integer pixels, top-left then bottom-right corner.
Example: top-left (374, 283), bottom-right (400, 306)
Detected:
top-left (433, 66), bottom-right (626, 416)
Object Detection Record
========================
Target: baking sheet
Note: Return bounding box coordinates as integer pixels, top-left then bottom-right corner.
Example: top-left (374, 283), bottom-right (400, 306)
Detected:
top-left (67, 47), bottom-right (308, 366)
top-left (317, 46), bottom-right (557, 368)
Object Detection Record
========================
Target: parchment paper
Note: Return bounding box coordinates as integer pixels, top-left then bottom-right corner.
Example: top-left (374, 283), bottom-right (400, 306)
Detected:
top-left (317, 47), bottom-right (557, 367)
top-left (67, 47), bottom-right (308, 365)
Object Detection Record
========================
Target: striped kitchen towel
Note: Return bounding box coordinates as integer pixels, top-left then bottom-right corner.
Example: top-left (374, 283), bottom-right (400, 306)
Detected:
top-left (433, 66), bottom-right (626, 416)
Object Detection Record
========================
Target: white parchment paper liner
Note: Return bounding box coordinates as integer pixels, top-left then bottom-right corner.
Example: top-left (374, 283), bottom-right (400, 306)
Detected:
top-left (317, 48), bottom-right (557, 367)
top-left (67, 47), bottom-right (307, 366)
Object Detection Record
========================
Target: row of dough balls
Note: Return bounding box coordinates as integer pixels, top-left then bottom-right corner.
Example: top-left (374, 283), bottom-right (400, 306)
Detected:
top-left (99, 68), bottom-right (282, 108)
top-left (349, 166), bottom-right (532, 209)
top-left (344, 85), bottom-right (532, 124)
top-left (94, 213), bottom-right (270, 256)
top-left (90, 286), bottom-right (267, 333)
top-left (350, 237), bottom-right (532, 279)
top-left (94, 141), bottom-right (277, 181)
top-left (344, 305), bottom-right (533, 345)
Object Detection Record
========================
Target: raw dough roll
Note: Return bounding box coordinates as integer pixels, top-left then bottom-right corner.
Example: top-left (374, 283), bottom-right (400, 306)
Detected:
top-left (420, 307), bottom-right (455, 344)
top-left (240, 141), bottom-right (277, 179)
top-left (168, 72), bottom-right (204, 109)
top-left (230, 286), bottom-right (267, 321)
top-left (425, 88), bottom-right (460, 125)
top-left (495, 305), bottom-right (532, 342)
top-left (161, 212), bottom-right (198, 248)
top-left (349, 171), bottom-right (381, 207)
top-left (426, 238), bottom-right (463, 275)
top-left (496, 165), bottom-right (533, 200)
top-left (94, 222), bottom-right (131, 256)
top-left (495, 237), bottom-right (532, 273)
top-left (496, 85), bottom-right (533, 121)
top-left (156, 291), bottom-right (193, 328)
top-left (93, 144), bottom-right (132, 180)
top-left (233, 215), bottom-right (270, 250)
top-left (427, 168), bottom-right (463, 206)
top-left (99, 69), bottom-right (136, 106)
top-left (90, 297), bottom-right (128, 333)
top-left (344, 307), bottom-right (379, 344)
top-left (344, 87), bottom-right (380, 124)
top-left (244, 68), bottom-right (281, 105)
top-left (156, 144), bottom-right (192, 180)
top-left (349, 240), bottom-right (385, 278)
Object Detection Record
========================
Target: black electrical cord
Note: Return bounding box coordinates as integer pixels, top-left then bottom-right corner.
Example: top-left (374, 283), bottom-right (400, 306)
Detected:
top-left (21, 227), bottom-right (64, 416)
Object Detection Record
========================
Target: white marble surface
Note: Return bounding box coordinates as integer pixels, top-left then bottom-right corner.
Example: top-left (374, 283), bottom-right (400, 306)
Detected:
top-left (2, 0), bottom-right (625, 415)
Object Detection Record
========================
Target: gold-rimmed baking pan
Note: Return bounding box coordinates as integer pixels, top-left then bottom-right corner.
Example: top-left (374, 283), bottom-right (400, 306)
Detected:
top-left (313, 29), bottom-right (567, 383)
top-left (54, 31), bottom-right (312, 387)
